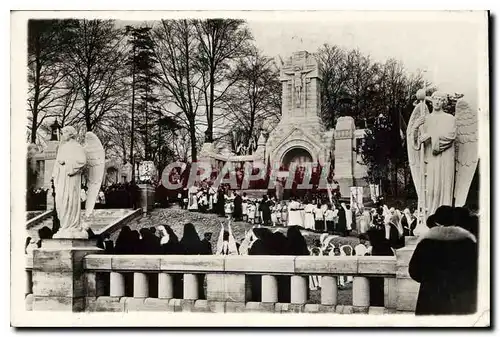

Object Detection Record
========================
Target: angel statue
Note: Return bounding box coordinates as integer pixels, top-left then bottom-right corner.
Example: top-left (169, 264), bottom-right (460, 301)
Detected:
top-left (407, 90), bottom-right (478, 236)
top-left (51, 126), bottom-right (105, 239)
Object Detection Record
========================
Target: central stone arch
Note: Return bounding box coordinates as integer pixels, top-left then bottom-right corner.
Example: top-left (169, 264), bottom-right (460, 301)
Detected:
top-left (281, 147), bottom-right (313, 169)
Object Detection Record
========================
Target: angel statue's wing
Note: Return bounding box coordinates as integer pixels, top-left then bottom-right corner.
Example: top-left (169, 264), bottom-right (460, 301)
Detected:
top-left (84, 132), bottom-right (105, 217)
top-left (454, 99), bottom-right (479, 207)
top-left (406, 101), bottom-right (430, 200)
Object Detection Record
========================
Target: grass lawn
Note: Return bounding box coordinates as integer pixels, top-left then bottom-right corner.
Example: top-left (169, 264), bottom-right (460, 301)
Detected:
top-left (112, 207), bottom-right (362, 250)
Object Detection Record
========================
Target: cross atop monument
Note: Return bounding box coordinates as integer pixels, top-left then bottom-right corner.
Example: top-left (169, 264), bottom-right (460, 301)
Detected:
top-left (280, 51), bottom-right (321, 119)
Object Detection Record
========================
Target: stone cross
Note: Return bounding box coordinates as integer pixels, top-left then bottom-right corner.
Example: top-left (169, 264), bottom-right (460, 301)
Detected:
top-left (280, 51), bottom-right (320, 118)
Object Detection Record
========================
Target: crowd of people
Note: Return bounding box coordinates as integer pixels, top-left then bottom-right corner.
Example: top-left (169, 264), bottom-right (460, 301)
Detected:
top-left (25, 182), bottom-right (479, 314)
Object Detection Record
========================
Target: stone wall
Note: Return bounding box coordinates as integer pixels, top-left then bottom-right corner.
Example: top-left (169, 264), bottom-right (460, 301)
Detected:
top-left (26, 249), bottom-right (420, 314)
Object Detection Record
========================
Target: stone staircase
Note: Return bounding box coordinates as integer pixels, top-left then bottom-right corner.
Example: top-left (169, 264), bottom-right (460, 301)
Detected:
top-left (26, 208), bottom-right (142, 240)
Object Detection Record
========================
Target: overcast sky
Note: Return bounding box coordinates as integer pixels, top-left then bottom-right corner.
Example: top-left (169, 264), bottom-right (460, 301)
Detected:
top-left (245, 13), bottom-right (487, 109)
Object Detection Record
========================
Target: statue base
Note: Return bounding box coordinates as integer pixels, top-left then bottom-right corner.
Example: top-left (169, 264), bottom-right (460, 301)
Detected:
top-left (31, 237), bottom-right (102, 311)
top-left (52, 228), bottom-right (89, 240)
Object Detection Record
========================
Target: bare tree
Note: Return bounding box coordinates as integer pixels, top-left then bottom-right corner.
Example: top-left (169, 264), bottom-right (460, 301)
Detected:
top-left (27, 19), bottom-right (77, 143)
top-left (221, 47), bottom-right (281, 154)
top-left (152, 19), bottom-right (205, 161)
top-left (193, 19), bottom-right (253, 143)
top-left (62, 19), bottom-right (127, 132)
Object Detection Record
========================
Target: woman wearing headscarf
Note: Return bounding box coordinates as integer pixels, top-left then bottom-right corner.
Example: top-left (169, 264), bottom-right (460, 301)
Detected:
top-left (283, 226), bottom-right (310, 302)
top-left (179, 223), bottom-right (206, 299)
top-left (401, 208), bottom-right (417, 236)
top-left (156, 225), bottom-right (183, 298)
top-left (114, 226), bottom-right (132, 254)
top-left (247, 227), bottom-right (274, 302)
top-left (157, 225), bottom-right (180, 254)
top-left (409, 206), bottom-right (478, 315)
top-left (385, 213), bottom-right (405, 250)
top-left (139, 228), bottom-right (161, 254)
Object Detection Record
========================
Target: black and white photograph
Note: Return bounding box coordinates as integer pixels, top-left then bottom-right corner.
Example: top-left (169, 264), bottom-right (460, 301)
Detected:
top-left (10, 10), bottom-right (490, 327)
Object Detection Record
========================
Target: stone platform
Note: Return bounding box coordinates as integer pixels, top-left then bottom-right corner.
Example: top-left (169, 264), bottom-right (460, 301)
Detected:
top-left (27, 208), bottom-right (141, 240)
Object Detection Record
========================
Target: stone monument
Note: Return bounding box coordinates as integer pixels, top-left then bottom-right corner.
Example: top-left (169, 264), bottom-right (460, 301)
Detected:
top-left (51, 127), bottom-right (105, 239)
top-left (198, 50), bottom-right (368, 197)
top-left (266, 51), bottom-right (334, 168)
top-left (407, 89), bottom-right (478, 234)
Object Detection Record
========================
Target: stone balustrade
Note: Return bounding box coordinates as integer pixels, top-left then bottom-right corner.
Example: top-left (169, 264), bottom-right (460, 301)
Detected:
top-left (26, 252), bottom-right (417, 314)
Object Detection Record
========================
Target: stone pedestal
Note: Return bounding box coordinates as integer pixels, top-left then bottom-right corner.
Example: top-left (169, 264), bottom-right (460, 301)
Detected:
top-left (334, 116), bottom-right (356, 197)
top-left (395, 244), bottom-right (420, 312)
top-left (138, 184), bottom-right (155, 213)
top-left (31, 238), bottom-right (102, 311)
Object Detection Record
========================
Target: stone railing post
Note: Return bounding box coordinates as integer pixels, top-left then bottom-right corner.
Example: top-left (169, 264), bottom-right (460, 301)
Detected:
top-left (320, 276), bottom-right (338, 305)
top-left (31, 239), bottom-right (102, 311)
top-left (395, 239), bottom-right (420, 312)
top-left (183, 273), bottom-right (199, 300)
top-left (352, 276), bottom-right (370, 313)
top-left (110, 272), bottom-right (125, 297)
top-left (290, 275), bottom-right (308, 304)
top-left (261, 275), bottom-right (278, 303)
top-left (158, 273), bottom-right (174, 299)
top-left (133, 272), bottom-right (149, 298)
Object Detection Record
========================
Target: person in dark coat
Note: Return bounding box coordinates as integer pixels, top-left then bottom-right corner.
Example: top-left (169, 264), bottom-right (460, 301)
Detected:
top-left (216, 188), bottom-right (226, 217)
top-left (336, 205), bottom-right (347, 236)
top-left (129, 230), bottom-right (141, 254)
top-left (233, 193), bottom-right (243, 221)
top-left (409, 206), bottom-right (478, 315)
top-left (283, 226), bottom-right (310, 302)
top-left (139, 228), bottom-right (161, 254)
top-left (401, 208), bottom-right (417, 236)
top-left (179, 223), bottom-right (206, 299)
top-left (248, 228), bottom-right (274, 302)
top-left (366, 227), bottom-right (394, 306)
top-left (114, 226), bottom-right (132, 254)
top-left (259, 195), bottom-right (272, 226)
top-left (158, 225), bottom-right (181, 255)
top-left (200, 232), bottom-right (213, 255)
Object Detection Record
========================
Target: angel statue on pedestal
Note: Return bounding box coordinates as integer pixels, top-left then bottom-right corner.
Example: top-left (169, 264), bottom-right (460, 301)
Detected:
top-left (51, 126), bottom-right (105, 239)
top-left (407, 90), bottom-right (478, 236)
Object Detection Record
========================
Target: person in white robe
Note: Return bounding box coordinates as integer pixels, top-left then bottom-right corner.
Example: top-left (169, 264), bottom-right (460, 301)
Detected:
top-left (359, 208), bottom-right (371, 234)
top-left (304, 202), bottom-right (315, 230)
top-left (242, 193), bottom-right (248, 221)
top-left (288, 198), bottom-right (302, 227)
top-left (341, 203), bottom-right (353, 235)
top-left (247, 202), bottom-right (256, 224)
top-left (52, 126), bottom-right (87, 237)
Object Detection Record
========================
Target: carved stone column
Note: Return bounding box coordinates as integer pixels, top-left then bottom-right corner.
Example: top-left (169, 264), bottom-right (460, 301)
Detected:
top-left (320, 276), bottom-right (338, 305)
top-left (261, 275), bottom-right (278, 303)
top-left (290, 275), bottom-right (308, 304)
